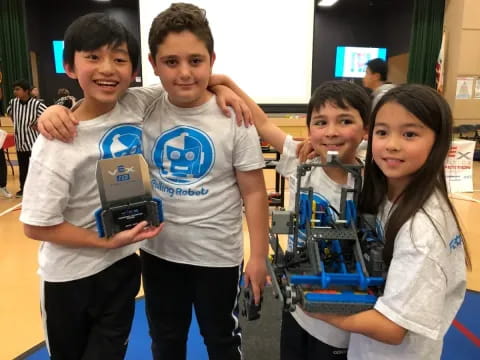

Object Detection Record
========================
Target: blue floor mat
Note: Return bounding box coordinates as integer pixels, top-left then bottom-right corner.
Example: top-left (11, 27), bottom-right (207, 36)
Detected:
top-left (22, 291), bottom-right (480, 359)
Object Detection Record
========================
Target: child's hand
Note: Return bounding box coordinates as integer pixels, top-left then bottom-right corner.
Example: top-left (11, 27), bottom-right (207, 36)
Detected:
top-left (212, 84), bottom-right (252, 127)
top-left (105, 221), bottom-right (164, 249)
top-left (296, 138), bottom-right (316, 163)
top-left (243, 256), bottom-right (268, 305)
top-left (38, 105), bottom-right (79, 142)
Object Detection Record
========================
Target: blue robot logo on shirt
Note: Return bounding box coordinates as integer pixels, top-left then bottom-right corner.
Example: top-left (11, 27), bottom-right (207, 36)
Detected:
top-left (99, 124), bottom-right (143, 159)
top-left (152, 126), bottom-right (215, 185)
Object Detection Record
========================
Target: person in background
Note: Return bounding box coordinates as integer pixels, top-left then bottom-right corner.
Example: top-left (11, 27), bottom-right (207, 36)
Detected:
top-left (55, 87), bottom-right (76, 108)
top-left (0, 129), bottom-right (12, 198)
top-left (31, 87), bottom-right (45, 103)
top-left (0, 68), bottom-right (10, 198)
top-left (362, 58), bottom-right (396, 110)
top-left (0, 68), bottom-right (4, 115)
top-left (6, 79), bottom-right (47, 197)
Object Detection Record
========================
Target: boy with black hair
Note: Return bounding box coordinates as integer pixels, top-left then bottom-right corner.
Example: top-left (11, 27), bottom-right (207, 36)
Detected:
top-left (209, 77), bottom-right (372, 359)
top-left (19, 13), bottom-right (164, 359)
top-left (362, 58), bottom-right (396, 109)
top-left (139, 3), bottom-right (269, 360)
top-left (7, 79), bottom-right (47, 197)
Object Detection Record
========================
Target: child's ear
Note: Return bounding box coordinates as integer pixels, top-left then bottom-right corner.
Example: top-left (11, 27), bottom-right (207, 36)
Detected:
top-left (363, 127), bottom-right (369, 140)
top-left (64, 63), bottom-right (77, 80)
top-left (210, 52), bottom-right (216, 68)
top-left (148, 53), bottom-right (159, 76)
top-left (131, 69), bottom-right (138, 83)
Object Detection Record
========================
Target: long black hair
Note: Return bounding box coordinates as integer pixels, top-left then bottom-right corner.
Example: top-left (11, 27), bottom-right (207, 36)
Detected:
top-left (359, 84), bottom-right (470, 268)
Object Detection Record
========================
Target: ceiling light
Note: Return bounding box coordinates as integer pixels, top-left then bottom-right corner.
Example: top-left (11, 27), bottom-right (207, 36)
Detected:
top-left (317, 0), bottom-right (339, 7)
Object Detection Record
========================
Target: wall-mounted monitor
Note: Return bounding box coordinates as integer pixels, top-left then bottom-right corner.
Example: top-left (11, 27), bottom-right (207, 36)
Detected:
top-left (334, 46), bottom-right (387, 78)
top-left (52, 40), bottom-right (65, 74)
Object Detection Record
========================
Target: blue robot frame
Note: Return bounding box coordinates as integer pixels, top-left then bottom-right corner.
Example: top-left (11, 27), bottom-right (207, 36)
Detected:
top-left (267, 152), bottom-right (386, 315)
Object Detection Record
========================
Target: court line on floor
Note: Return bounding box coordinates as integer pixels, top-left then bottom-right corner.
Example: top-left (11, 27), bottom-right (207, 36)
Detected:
top-left (0, 202), bottom-right (22, 217)
top-left (453, 319), bottom-right (480, 347)
top-left (450, 193), bottom-right (480, 203)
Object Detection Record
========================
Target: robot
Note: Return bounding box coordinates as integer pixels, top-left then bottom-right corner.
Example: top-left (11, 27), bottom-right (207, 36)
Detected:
top-left (242, 152), bottom-right (386, 320)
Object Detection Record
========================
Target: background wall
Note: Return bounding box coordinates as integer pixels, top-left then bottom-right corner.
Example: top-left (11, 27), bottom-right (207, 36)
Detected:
top-left (444, 0), bottom-right (480, 125)
top-left (25, 0), bottom-right (140, 105)
top-left (23, 0), bottom-right (414, 110)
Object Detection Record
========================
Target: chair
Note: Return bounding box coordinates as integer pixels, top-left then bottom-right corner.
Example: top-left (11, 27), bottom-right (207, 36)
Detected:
top-left (1, 133), bottom-right (15, 175)
top-left (458, 124), bottom-right (476, 140)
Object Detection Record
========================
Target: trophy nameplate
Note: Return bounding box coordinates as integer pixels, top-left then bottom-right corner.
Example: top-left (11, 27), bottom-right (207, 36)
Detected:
top-left (95, 154), bottom-right (163, 237)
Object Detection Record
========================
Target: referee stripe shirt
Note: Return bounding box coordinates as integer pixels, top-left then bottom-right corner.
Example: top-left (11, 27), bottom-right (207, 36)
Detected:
top-left (7, 97), bottom-right (47, 151)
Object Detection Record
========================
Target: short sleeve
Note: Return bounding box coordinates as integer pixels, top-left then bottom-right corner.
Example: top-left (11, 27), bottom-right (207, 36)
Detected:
top-left (124, 84), bottom-right (164, 117)
top-left (374, 222), bottom-right (447, 340)
top-left (276, 135), bottom-right (300, 177)
top-left (37, 101), bottom-right (47, 116)
top-left (6, 99), bottom-right (12, 116)
top-left (20, 140), bottom-right (71, 227)
top-left (233, 122), bottom-right (265, 171)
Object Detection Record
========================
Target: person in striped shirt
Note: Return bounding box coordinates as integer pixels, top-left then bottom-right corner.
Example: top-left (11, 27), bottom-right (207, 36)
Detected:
top-left (6, 80), bottom-right (47, 197)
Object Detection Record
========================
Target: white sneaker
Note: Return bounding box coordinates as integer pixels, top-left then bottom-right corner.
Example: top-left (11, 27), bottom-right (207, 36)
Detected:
top-left (0, 187), bottom-right (13, 199)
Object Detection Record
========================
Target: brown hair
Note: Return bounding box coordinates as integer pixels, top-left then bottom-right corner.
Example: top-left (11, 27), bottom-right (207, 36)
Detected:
top-left (148, 3), bottom-right (214, 62)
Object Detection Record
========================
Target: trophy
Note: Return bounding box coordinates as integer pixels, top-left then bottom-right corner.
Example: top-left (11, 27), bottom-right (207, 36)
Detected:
top-left (94, 154), bottom-right (163, 237)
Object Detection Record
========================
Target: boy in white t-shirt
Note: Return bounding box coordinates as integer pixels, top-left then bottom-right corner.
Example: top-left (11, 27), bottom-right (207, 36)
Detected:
top-left (19, 13), bottom-right (164, 359)
top-left (138, 4), bottom-right (269, 360)
top-left (209, 78), bottom-right (371, 359)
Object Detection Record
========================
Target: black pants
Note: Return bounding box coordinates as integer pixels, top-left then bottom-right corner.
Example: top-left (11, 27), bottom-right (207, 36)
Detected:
top-left (280, 311), bottom-right (347, 360)
top-left (0, 148), bottom-right (6, 187)
top-left (16, 150), bottom-right (31, 191)
top-left (42, 254), bottom-right (141, 360)
top-left (140, 250), bottom-right (242, 360)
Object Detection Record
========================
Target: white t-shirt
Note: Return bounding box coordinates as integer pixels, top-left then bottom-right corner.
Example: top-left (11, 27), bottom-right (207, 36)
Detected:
top-left (371, 83), bottom-right (396, 110)
top-left (348, 192), bottom-right (466, 359)
top-left (20, 86), bottom-right (164, 282)
top-left (141, 93), bottom-right (265, 267)
top-left (276, 135), bottom-right (353, 348)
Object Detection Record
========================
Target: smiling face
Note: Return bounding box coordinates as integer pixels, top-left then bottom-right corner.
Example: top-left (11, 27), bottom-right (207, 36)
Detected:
top-left (309, 101), bottom-right (366, 164)
top-left (149, 30), bottom-right (215, 108)
top-left (64, 42), bottom-right (133, 115)
top-left (372, 102), bottom-right (436, 199)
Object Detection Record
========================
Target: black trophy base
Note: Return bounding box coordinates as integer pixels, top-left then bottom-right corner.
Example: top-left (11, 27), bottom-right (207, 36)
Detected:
top-left (101, 200), bottom-right (161, 237)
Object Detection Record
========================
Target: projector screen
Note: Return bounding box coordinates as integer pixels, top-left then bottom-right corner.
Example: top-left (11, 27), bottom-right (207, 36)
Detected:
top-left (139, 0), bottom-right (314, 105)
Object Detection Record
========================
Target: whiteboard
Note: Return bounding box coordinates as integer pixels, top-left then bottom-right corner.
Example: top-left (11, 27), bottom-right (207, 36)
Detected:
top-left (139, 0), bottom-right (314, 104)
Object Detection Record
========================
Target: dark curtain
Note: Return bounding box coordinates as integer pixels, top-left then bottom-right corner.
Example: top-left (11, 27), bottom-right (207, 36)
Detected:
top-left (0, 0), bottom-right (31, 113)
top-left (406, 0), bottom-right (445, 87)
